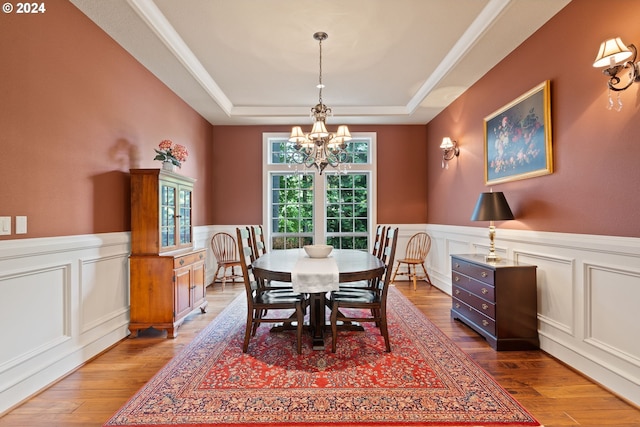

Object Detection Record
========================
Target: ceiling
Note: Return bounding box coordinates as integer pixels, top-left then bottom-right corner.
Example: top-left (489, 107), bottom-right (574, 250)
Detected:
top-left (70, 0), bottom-right (570, 126)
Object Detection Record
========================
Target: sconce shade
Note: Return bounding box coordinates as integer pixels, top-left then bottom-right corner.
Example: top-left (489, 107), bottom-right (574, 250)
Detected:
top-left (470, 192), bottom-right (514, 222)
top-left (593, 37), bottom-right (633, 68)
top-left (440, 137), bottom-right (455, 150)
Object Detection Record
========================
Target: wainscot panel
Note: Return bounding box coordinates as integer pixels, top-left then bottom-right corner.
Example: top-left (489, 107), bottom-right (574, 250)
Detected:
top-left (424, 224), bottom-right (640, 407)
top-left (0, 226), bottom-right (220, 415)
top-left (0, 233), bottom-right (131, 415)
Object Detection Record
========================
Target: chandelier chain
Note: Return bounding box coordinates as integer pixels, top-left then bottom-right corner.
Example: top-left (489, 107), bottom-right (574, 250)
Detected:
top-left (318, 35), bottom-right (323, 105)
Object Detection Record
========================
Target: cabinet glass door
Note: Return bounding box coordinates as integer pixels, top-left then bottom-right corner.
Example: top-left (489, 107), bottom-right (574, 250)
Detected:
top-left (178, 187), bottom-right (192, 246)
top-left (160, 183), bottom-right (177, 248)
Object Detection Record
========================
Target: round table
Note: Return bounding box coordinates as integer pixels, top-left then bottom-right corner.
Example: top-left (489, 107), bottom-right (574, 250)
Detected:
top-left (252, 249), bottom-right (385, 349)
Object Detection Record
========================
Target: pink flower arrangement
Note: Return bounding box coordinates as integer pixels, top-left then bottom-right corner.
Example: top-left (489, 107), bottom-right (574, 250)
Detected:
top-left (154, 139), bottom-right (188, 167)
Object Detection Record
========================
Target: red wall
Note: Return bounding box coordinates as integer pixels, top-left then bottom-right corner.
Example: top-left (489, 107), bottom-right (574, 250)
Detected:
top-left (427, 0), bottom-right (640, 238)
top-left (3, 0), bottom-right (638, 240)
top-left (0, 1), bottom-right (214, 239)
top-left (211, 125), bottom-right (428, 225)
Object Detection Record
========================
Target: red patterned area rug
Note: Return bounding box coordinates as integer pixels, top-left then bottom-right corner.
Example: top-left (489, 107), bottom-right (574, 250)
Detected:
top-left (104, 287), bottom-right (541, 427)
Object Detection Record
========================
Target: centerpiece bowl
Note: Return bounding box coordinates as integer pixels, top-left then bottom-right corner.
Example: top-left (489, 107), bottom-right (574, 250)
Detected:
top-left (303, 244), bottom-right (333, 258)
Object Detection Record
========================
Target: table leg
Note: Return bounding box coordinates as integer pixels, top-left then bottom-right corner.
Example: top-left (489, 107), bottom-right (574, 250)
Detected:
top-left (270, 292), bottom-right (364, 351)
top-left (309, 292), bottom-right (327, 350)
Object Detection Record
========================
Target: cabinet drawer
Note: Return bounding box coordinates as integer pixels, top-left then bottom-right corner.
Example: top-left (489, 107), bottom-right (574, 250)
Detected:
top-left (452, 258), bottom-right (494, 285)
top-left (174, 250), bottom-right (205, 268)
top-left (453, 285), bottom-right (496, 319)
top-left (453, 298), bottom-right (496, 336)
top-left (452, 271), bottom-right (495, 302)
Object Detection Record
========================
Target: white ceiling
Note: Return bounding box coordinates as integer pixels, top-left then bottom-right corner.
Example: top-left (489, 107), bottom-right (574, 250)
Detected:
top-left (70, 0), bottom-right (570, 126)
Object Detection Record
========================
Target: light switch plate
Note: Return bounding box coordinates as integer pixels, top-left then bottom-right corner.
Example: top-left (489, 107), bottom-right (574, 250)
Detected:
top-left (0, 216), bottom-right (11, 235)
top-left (16, 216), bottom-right (27, 234)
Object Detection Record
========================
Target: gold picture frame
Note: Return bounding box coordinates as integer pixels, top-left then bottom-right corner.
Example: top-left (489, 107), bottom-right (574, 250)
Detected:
top-left (483, 80), bottom-right (553, 185)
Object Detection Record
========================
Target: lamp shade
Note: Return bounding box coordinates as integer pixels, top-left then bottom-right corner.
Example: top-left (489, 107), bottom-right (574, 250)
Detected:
top-left (470, 192), bottom-right (514, 221)
top-left (440, 137), bottom-right (455, 150)
top-left (328, 125), bottom-right (351, 147)
top-left (309, 120), bottom-right (329, 139)
top-left (289, 126), bottom-right (306, 143)
top-left (593, 37), bottom-right (633, 68)
top-left (335, 125), bottom-right (352, 141)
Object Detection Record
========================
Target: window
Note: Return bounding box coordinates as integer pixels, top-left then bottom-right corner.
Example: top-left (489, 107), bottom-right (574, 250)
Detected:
top-left (326, 174), bottom-right (370, 249)
top-left (270, 173), bottom-right (314, 249)
top-left (263, 132), bottom-right (376, 250)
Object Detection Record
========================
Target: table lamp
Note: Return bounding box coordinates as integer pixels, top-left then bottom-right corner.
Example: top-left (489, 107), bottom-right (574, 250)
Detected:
top-left (470, 191), bottom-right (514, 262)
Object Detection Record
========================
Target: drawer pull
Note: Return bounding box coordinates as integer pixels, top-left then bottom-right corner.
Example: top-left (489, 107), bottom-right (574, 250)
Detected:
top-left (481, 287), bottom-right (488, 295)
top-left (179, 259), bottom-right (185, 265)
top-left (455, 263), bottom-right (460, 268)
top-left (454, 276), bottom-right (460, 282)
top-left (455, 303), bottom-right (460, 309)
top-left (482, 320), bottom-right (489, 326)
top-left (481, 271), bottom-right (488, 278)
top-left (199, 254), bottom-right (204, 259)
top-left (454, 289), bottom-right (460, 295)
top-left (482, 303), bottom-right (488, 310)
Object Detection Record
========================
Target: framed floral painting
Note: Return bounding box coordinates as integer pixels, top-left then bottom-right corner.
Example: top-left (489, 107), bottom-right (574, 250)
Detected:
top-left (483, 80), bottom-right (553, 185)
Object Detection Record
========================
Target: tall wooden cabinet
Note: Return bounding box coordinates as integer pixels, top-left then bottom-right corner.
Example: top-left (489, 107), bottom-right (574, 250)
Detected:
top-left (129, 169), bottom-right (207, 338)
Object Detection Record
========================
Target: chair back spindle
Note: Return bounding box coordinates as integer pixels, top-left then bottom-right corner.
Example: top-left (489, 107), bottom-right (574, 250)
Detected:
top-left (250, 225), bottom-right (267, 257)
top-left (372, 225), bottom-right (387, 259)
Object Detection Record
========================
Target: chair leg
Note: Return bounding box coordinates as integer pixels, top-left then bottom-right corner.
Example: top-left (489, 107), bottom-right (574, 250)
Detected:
top-left (213, 265), bottom-right (223, 286)
top-left (379, 307), bottom-right (391, 352)
top-left (243, 311), bottom-right (253, 353)
top-left (390, 262), bottom-right (400, 283)
top-left (373, 308), bottom-right (381, 327)
top-left (330, 301), bottom-right (339, 353)
top-left (296, 301), bottom-right (303, 355)
top-left (411, 264), bottom-right (418, 290)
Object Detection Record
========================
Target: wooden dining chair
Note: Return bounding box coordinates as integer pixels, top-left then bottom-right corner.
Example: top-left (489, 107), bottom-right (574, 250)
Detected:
top-left (236, 227), bottom-right (305, 354)
top-left (250, 225), bottom-right (267, 257)
top-left (329, 227), bottom-right (399, 353)
top-left (390, 232), bottom-right (433, 290)
top-left (210, 232), bottom-right (242, 290)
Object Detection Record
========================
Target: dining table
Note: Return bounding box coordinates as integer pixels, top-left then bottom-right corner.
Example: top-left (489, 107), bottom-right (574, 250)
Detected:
top-left (251, 248), bottom-right (385, 350)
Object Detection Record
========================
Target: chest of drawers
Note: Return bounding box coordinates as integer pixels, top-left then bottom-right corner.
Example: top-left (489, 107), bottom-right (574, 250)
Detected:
top-left (450, 254), bottom-right (538, 351)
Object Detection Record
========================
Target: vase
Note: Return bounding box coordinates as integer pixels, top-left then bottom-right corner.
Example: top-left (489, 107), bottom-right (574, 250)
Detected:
top-left (162, 161), bottom-right (176, 172)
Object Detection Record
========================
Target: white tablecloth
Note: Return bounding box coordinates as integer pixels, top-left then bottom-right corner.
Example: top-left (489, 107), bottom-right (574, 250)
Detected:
top-left (291, 256), bottom-right (339, 294)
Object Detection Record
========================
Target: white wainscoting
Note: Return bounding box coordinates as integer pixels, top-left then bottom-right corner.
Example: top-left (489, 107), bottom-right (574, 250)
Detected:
top-left (2, 225), bottom-right (638, 413)
top-left (0, 233), bottom-right (131, 414)
top-left (422, 224), bottom-right (640, 407)
top-left (0, 227), bottom-right (215, 415)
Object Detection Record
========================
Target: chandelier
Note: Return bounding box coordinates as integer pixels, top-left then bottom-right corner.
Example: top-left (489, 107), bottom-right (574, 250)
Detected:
top-left (289, 32), bottom-right (351, 174)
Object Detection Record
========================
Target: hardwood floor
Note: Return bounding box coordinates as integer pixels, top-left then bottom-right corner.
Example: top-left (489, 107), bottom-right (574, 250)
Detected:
top-left (1, 281), bottom-right (639, 426)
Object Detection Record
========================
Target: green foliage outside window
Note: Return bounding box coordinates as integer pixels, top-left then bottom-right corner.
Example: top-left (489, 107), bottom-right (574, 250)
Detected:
top-left (326, 173), bottom-right (369, 249)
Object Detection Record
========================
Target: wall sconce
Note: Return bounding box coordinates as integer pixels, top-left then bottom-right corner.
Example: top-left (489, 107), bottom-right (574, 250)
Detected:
top-left (593, 37), bottom-right (640, 111)
top-left (440, 137), bottom-right (459, 169)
